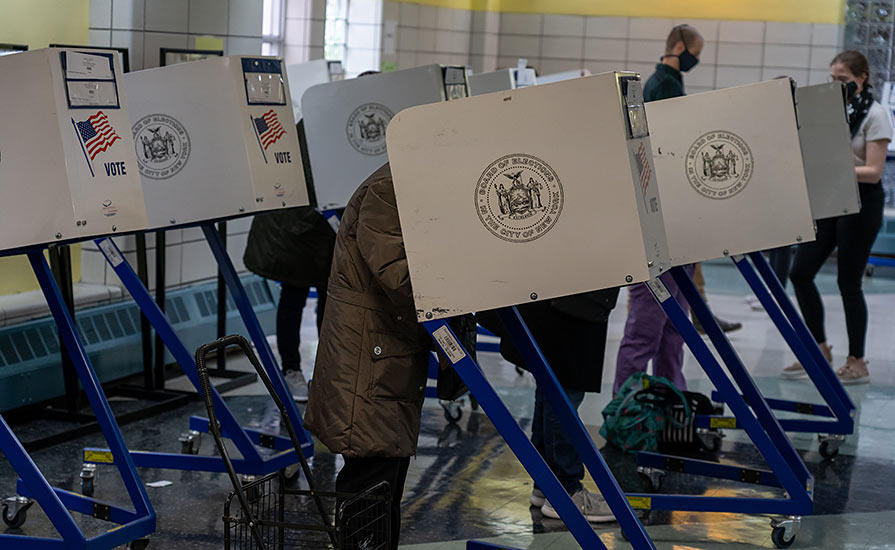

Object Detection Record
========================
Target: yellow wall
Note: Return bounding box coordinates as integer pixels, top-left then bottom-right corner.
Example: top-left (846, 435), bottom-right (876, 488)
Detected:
top-left (393, 0), bottom-right (846, 24)
top-left (0, 0), bottom-right (89, 293)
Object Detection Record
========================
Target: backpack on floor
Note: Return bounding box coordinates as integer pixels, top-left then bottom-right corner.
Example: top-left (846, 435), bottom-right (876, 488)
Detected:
top-left (658, 390), bottom-right (722, 455)
top-left (600, 372), bottom-right (689, 454)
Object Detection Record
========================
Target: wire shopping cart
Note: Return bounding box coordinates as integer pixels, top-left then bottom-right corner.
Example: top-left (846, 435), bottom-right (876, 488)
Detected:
top-left (195, 334), bottom-right (391, 549)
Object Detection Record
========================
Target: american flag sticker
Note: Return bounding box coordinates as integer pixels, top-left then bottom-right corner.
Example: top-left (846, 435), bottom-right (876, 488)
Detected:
top-left (635, 141), bottom-right (653, 202)
top-left (252, 109), bottom-right (286, 150)
top-left (74, 111), bottom-right (120, 160)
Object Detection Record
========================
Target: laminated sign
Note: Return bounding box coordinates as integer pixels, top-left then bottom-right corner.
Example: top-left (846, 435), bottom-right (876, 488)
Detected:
top-left (387, 72), bottom-right (671, 321)
top-left (0, 48), bottom-right (147, 251)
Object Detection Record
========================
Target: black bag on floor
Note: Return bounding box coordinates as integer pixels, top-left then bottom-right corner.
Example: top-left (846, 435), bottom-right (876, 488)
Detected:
top-left (658, 390), bottom-right (723, 455)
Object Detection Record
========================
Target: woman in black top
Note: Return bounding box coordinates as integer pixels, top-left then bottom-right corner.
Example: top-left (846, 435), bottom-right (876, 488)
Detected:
top-left (783, 51), bottom-right (893, 385)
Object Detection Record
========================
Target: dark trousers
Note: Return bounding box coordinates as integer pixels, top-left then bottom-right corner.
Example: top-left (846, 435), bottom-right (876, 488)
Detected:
top-left (276, 282), bottom-right (327, 374)
top-left (531, 388), bottom-right (586, 494)
top-left (790, 183), bottom-right (884, 358)
top-left (336, 456), bottom-right (410, 550)
top-left (767, 246), bottom-right (793, 289)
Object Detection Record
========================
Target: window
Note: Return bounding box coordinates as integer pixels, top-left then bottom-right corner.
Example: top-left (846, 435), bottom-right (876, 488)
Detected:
top-left (325, 0), bottom-right (350, 65)
top-left (262, 0), bottom-right (286, 56)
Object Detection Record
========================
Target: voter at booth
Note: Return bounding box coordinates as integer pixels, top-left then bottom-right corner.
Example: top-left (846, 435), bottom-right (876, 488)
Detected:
top-left (479, 289), bottom-right (620, 522)
top-left (785, 50), bottom-right (893, 385)
top-left (613, 25), bottom-right (704, 395)
top-left (243, 201), bottom-right (337, 402)
top-left (304, 163), bottom-right (428, 549)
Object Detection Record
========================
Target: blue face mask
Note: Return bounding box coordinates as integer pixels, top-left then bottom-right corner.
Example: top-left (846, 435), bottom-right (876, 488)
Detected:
top-left (674, 27), bottom-right (699, 72)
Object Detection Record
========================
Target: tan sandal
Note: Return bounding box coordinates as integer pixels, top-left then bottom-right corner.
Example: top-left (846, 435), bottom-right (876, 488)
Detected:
top-left (781, 343), bottom-right (833, 380)
top-left (836, 356), bottom-right (869, 385)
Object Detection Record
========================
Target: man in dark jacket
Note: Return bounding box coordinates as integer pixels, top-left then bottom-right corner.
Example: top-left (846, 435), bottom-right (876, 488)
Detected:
top-left (304, 163), bottom-right (429, 549)
top-left (244, 205), bottom-right (336, 401)
top-left (479, 289), bottom-right (619, 522)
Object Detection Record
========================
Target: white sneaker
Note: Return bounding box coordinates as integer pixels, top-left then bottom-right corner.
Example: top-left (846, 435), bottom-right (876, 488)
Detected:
top-left (541, 488), bottom-right (615, 523)
top-left (746, 297), bottom-right (764, 311)
top-left (284, 370), bottom-right (309, 402)
top-left (530, 488), bottom-right (545, 507)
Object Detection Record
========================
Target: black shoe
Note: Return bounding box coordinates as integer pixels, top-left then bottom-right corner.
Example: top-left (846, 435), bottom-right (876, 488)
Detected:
top-left (692, 315), bottom-right (742, 334)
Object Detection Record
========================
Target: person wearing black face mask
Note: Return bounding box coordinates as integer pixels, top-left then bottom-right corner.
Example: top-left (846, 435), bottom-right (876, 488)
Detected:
top-left (642, 24), bottom-right (703, 101)
top-left (784, 50), bottom-right (893, 385)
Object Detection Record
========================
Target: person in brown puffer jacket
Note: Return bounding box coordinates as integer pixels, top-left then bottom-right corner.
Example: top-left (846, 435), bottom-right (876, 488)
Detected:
top-left (304, 163), bottom-right (429, 549)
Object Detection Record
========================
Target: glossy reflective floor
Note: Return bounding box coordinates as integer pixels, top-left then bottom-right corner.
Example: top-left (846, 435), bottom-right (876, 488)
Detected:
top-left (2, 260), bottom-right (895, 549)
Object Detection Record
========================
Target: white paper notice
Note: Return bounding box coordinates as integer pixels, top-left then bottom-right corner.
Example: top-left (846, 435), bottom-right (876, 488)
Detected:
top-left (432, 326), bottom-right (467, 364)
top-left (67, 81), bottom-right (118, 107)
top-left (98, 238), bottom-right (124, 267)
top-left (246, 73), bottom-right (285, 104)
top-left (66, 51), bottom-right (114, 80)
top-left (646, 278), bottom-right (671, 302)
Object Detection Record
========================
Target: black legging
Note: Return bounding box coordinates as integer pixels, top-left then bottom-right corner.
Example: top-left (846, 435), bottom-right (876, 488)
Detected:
top-left (789, 183), bottom-right (884, 358)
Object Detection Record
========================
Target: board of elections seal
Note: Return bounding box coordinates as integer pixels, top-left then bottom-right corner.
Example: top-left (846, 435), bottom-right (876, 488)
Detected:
top-left (475, 154), bottom-right (563, 243)
top-left (346, 103), bottom-right (393, 156)
top-left (132, 113), bottom-right (190, 180)
top-left (685, 130), bottom-right (753, 199)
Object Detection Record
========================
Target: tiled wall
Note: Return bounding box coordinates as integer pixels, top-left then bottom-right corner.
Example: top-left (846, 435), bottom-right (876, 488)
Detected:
top-left (87, 0), bottom-right (263, 72)
top-left (80, 218), bottom-right (254, 291)
top-left (380, 2), bottom-right (844, 93)
top-left (85, 0), bottom-right (264, 291)
top-left (283, 0), bottom-right (325, 64)
top-left (495, 15), bottom-right (843, 93)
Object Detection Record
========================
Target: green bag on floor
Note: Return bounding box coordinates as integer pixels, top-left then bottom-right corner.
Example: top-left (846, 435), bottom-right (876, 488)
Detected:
top-left (600, 372), bottom-right (689, 454)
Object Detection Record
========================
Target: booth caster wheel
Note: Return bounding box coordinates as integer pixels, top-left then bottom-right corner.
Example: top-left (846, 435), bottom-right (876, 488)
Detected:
top-left (771, 526), bottom-right (795, 548)
top-left (770, 516), bottom-right (800, 549)
top-left (80, 463), bottom-right (97, 497)
top-left (818, 434), bottom-right (845, 460)
top-left (441, 401), bottom-right (463, 423)
top-left (637, 466), bottom-right (664, 492)
top-left (2, 496), bottom-right (33, 529)
top-left (128, 538), bottom-right (150, 550)
top-left (179, 430), bottom-right (202, 455)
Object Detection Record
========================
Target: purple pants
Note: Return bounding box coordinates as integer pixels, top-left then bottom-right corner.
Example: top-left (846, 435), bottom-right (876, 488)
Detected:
top-left (613, 267), bottom-right (694, 395)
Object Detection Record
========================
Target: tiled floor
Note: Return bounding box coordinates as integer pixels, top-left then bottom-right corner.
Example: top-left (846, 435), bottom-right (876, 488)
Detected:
top-left (2, 260), bottom-right (895, 548)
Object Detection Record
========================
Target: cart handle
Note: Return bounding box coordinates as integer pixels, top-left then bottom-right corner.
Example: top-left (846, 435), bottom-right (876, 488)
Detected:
top-left (195, 334), bottom-right (336, 549)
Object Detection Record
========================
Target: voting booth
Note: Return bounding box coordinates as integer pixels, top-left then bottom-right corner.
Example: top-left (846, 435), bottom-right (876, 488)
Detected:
top-left (75, 56), bottom-right (316, 481)
top-left (285, 59), bottom-right (331, 121)
top-left (387, 72), bottom-right (669, 321)
top-left (645, 79), bottom-right (815, 266)
top-left (302, 64), bottom-right (469, 210)
top-left (123, 55), bottom-right (309, 229)
top-left (796, 82), bottom-right (861, 220)
top-left (646, 79), bottom-right (853, 478)
top-left (0, 48), bottom-right (147, 252)
top-left (390, 73), bottom-right (816, 549)
top-left (468, 67), bottom-right (536, 96)
top-left (0, 48), bottom-right (154, 549)
top-left (387, 70), bottom-right (665, 550)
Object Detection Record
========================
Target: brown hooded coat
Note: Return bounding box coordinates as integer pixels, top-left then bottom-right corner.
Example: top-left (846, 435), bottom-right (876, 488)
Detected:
top-left (303, 164), bottom-right (431, 458)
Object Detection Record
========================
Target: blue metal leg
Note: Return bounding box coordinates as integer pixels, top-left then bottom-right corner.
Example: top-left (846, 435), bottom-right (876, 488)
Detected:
top-left (201, 224), bottom-right (313, 453)
top-left (746, 251), bottom-right (856, 419)
top-left (1, 250), bottom-right (156, 549)
top-left (647, 273), bottom-right (814, 514)
top-left (95, 237), bottom-right (264, 463)
top-left (425, 315), bottom-right (656, 550)
top-left (495, 308), bottom-right (655, 547)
